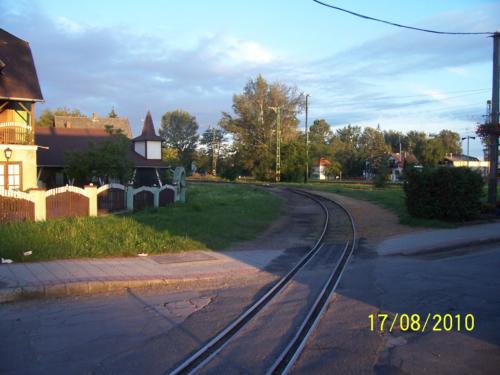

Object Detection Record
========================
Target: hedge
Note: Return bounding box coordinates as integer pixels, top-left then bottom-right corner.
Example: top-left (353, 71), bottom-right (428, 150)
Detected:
top-left (404, 167), bottom-right (483, 221)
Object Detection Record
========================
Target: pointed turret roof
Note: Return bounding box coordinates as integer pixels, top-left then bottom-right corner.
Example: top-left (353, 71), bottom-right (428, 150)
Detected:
top-left (132, 111), bottom-right (163, 142)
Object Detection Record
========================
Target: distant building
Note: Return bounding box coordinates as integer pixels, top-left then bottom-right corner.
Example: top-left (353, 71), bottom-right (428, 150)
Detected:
top-left (388, 152), bottom-right (418, 182)
top-left (439, 154), bottom-right (489, 176)
top-left (36, 111), bottom-right (170, 188)
top-left (0, 28), bottom-right (44, 191)
top-left (311, 157), bottom-right (331, 180)
top-left (54, 112), bottom-right (132, 138)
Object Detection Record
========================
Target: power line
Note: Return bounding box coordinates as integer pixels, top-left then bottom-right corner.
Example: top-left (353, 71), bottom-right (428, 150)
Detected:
top-left (327, 88), bottom-right (490, 107)
top-left (312, 0), bottom-right (495, 35)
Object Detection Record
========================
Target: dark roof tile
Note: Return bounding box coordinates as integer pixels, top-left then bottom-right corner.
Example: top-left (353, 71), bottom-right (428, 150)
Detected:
top-left (0, 29), bottom-right (43, 101)
top-left (53, 114), bottom-right (132, 138)
top-left (132, 111), bottom-right (163, 142)
top-left (35, 127), bottom-right (169, 169)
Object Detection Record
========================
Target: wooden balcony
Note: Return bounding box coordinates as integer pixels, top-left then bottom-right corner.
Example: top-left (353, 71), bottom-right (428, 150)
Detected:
top-left (0, 123), bottom-right (34, 145)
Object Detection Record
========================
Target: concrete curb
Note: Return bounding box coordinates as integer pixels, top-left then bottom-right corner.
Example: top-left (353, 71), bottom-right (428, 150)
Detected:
top-left (378, 237), bottom-right (500, 257)
top-left (0, 273), bottom-right (258, 304)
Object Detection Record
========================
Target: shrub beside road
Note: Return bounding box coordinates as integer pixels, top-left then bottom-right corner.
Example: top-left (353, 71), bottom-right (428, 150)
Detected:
top-left (0, 184), bottom-right (283, 262)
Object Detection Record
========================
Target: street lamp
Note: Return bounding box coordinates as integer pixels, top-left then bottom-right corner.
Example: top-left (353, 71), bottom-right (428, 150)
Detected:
top-left (4, 147), bottom-right (12, 161)
top-left (305, 94), bottom-right (310, 183)
top-left (461, 136), bottom-right (476, 168)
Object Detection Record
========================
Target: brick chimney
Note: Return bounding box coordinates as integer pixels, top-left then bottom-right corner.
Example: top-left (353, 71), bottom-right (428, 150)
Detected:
top-left (92, 112), bottom-right (98, 121)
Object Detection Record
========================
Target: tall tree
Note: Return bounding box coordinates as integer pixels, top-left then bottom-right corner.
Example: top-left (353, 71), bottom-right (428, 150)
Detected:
top-left (419, 138), bottom-right (447, 167)
top-left (160, 110), bottom-right (199, 170)
top-left (330, 125), bottom-right (364, 176)
top-left (406, 131), bottom-right (428, 162)
top-left (359, 126), bottom-right (390, 176)
top-left (384, 130), bottom-right (408, 153)
top-left (37, 107), bottom-right (85, 127)
top-left (219, 75), bottom-right (304, 180)
top-left (308, 119), bottom-right (333, 163)
top-left (360, 126), bottom-right (390, 158)
top-left (309, 119), bottom-right (332, 144)
top-left (200, 127), bottom-right (226, 175)
top-left (436, 129), bottom-right (462, 155)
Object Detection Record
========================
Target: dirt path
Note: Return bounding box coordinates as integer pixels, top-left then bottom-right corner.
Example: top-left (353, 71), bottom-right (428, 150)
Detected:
top-left (223, 187), bottom-right (326, 252)
top-left (303, 189), bottom-right (423, 245)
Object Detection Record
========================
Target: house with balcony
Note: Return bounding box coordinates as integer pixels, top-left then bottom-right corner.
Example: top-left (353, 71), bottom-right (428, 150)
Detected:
top-left (0, 28), bottom-right (43, 191)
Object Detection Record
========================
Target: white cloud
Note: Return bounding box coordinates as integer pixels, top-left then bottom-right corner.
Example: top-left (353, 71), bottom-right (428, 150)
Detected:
top-left (226, 40), bottom-right (273, 65)
top-left (55, 16), bottom-right (84, 34)
top-left (201, 36), bottom-right (274, 68)
top-left (446, 66), bottom-right (468, 76)
top-left (416, 88), bottom-right (449, 102)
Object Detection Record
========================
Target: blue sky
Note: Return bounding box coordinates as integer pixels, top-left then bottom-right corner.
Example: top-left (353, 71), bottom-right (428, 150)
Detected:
top-left (2, 0), bottom-right (499, 158)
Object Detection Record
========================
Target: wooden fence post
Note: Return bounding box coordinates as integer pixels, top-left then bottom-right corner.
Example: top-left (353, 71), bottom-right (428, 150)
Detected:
top-left (28, 188), bottom-right (46, 221)
top-left (84, 184), bottom-right (98, 217)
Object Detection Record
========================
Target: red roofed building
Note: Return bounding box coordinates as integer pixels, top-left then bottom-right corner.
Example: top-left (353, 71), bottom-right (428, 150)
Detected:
top-left (36, 111), bottom-right (171, 188)
top-left (311, 157), bottom-right (331, 180)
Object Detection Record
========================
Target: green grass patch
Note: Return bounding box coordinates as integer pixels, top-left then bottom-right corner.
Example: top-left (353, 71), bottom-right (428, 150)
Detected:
top-left (285, 182), bottom-right (454, 228)
top-left (0, 184), bottom-right (283, 262)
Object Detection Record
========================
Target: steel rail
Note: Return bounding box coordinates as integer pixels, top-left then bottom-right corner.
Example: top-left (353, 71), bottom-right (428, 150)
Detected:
top-left (267, 188), bottom-right (357, 375)
top-left (168, 190), bottom-right (330, 375)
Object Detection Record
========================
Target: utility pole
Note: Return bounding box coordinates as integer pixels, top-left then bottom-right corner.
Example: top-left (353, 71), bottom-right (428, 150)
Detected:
top-left (305, 94), bottom-right (310, 183)
top-left (462, 136), bottom-right (475, 168)
top-left (270, 106), bottom-right (281, 182)
top-left (488, 32), bottom-right (499, 205)
top-left (211, 126), bottom-right (217, 176)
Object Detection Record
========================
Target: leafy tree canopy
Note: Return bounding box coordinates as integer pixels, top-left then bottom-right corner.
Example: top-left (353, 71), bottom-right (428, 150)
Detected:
top-left (64, 133), bottom-right (133, 185)
top-left (37, 107), bottom-right (86, 127)
top-left (160, 109), bottom-right (199, 170)
top-left (219, 74), bottom-right (304, 180)
top-left (309, 119), bottom-right (332, 145)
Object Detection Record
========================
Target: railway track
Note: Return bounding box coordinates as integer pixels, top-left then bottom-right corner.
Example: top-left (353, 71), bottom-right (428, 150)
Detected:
top-left (168, 188), bottom-right (356, 375)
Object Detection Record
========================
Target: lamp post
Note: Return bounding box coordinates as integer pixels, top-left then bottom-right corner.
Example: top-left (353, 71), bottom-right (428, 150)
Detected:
top-left (305, 94), bottom-right (310, 183)
top-left (269, 106), bottom-right (282, 182)
top-left (461, 136), bottom-right (475, 168)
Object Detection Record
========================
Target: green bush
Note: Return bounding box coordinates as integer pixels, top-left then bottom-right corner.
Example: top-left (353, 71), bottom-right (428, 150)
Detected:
top-left (404, 167), bottom-right (483, 221)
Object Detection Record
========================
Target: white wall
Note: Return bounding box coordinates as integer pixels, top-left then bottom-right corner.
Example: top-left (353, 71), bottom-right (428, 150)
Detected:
top-left (146, 141), bottom-right (162, 160)
top-left (134, 141), bottom-right (145, 157)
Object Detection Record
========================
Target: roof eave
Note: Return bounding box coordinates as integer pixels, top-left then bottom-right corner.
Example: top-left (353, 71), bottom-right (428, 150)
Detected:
top-left (0, 96), bottom-right (44, 102)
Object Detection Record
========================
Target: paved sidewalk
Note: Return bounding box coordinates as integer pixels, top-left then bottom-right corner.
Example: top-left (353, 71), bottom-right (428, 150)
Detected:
top-left (377, 221), bottom-right (500, 256)
top-left (0, 249), bottom-right (284, 303)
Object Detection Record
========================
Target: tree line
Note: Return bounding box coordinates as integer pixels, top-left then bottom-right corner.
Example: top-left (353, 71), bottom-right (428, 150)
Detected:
top-left (38, 75), bottom-right (464, 183)
top-left (160, 75), bottom-right (463, 181)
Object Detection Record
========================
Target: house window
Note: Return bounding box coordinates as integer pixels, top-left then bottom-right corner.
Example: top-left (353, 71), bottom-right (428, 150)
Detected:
top-left (0, 162), bottom-right (22, 190)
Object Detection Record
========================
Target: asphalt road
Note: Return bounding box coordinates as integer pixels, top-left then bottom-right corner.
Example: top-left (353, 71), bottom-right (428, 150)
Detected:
top-left (291, 241), bottom-right (500, 375)
top-left (0, 188), bottom-right (325, 375)
top-left (2, 187), bottom-right (499, 375)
